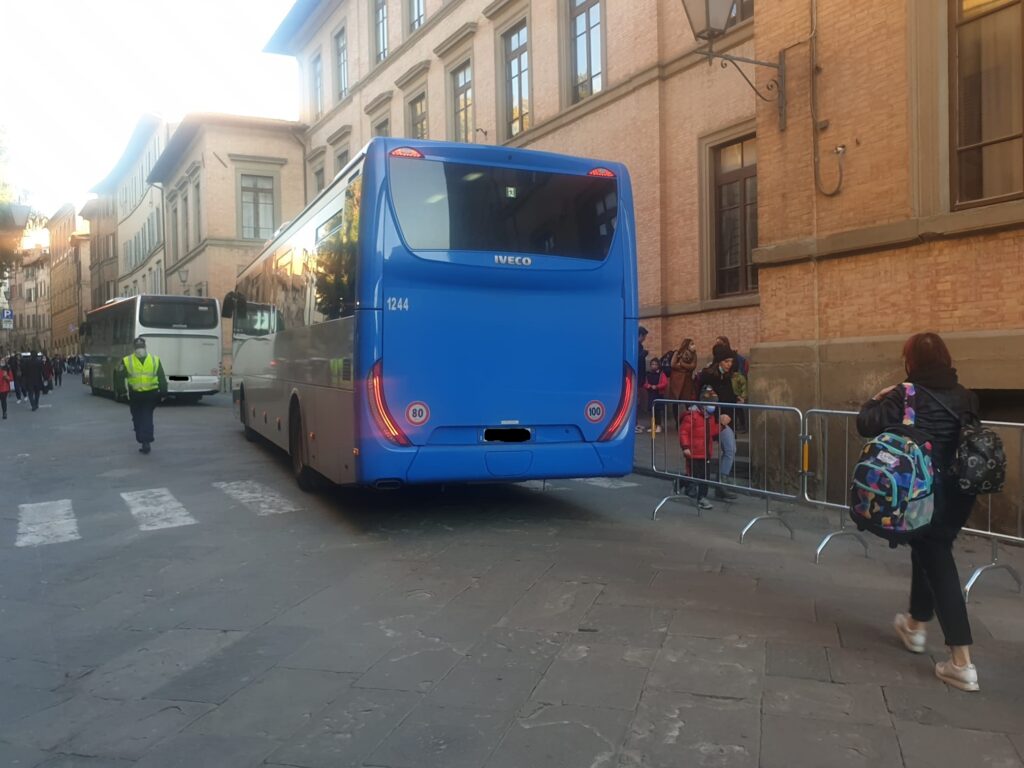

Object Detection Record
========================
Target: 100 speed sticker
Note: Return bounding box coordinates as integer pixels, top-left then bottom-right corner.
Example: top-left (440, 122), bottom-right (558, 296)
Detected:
top-left (584, 401), bottom-right (606, 423)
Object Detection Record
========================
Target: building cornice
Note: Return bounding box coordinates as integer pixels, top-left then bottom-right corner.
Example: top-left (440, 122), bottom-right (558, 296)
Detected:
top-left (226, 153), bottom-right (290, 166)
top-left (394, 60), bottom-right (431, 91)
top-left (364, 90), bottom-right (393, 116)
top-left (326, 124), bottom-right (352, 145)
top-left (308, 145), bottom-right (328, 162)
top-left (482, 0), bottom-right (518, 20)
top-left (433, 22), bottom-right (477, 58)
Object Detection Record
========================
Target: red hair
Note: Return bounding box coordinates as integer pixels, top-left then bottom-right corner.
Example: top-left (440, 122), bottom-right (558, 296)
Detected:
top-left (902, 332), bottom-right (952, 376)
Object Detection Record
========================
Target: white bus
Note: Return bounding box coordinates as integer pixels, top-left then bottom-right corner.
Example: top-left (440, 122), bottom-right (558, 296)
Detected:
top-left (81, 294), bottom-right (222, 402)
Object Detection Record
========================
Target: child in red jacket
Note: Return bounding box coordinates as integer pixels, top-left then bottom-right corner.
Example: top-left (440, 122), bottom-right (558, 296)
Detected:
top-left (679, 386), bottom-right (721, 508)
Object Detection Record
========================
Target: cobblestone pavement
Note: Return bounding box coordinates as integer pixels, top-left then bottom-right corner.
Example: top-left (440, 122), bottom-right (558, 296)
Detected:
top-left (1, 386), bottom-right (1022, 767)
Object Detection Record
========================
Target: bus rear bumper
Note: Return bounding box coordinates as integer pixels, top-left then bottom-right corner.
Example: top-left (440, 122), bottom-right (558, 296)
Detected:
top-left (167, 376), bottom-right (220, 396)
top-left (377, 441), bottom-right (634, 485)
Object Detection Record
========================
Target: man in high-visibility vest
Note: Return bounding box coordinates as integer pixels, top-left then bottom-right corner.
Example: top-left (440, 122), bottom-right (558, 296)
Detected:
top-left (121, 337), bottom-right (167, 454)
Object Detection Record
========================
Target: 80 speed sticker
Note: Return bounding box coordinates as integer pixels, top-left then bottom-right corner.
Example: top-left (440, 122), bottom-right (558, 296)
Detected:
top-left (584, 400), bottom-right (606, 423)
top-left (405, 402), bottom-right (430, 426)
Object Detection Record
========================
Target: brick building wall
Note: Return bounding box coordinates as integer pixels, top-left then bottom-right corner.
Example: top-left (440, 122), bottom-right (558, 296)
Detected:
top-left (751, 0), bottom-right (1024, 417)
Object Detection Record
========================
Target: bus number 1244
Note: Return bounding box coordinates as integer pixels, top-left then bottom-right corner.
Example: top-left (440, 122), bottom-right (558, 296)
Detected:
top-left (386, 297), bottom-right (410, 311)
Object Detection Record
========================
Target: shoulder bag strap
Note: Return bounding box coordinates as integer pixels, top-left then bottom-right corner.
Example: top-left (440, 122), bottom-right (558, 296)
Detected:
top-left (916, 384), bottom-right (967, 426)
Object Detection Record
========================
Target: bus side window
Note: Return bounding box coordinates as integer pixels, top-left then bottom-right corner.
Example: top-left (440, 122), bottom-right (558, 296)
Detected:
top-left (311, 174), bottom-right (361, 323)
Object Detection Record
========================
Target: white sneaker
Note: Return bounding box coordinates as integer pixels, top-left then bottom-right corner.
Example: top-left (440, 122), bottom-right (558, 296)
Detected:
top-left (654, 426), bottom-right (662, 434)
top-left (935, 659), bottom-right (979, 692)
top-left (697, 498), bottom-right (713, 510)
top-left (893, 613), bottom-right (926, 654)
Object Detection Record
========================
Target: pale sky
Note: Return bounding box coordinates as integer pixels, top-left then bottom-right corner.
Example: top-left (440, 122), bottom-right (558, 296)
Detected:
top-left (0, 0), bottom-right (299, 218)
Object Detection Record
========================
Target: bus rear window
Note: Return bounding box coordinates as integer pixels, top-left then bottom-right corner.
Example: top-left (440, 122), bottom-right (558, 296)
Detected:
top-left (389, 158), bottom-right (618, 260)
top-left (139, 297), bottom-right (218, 329)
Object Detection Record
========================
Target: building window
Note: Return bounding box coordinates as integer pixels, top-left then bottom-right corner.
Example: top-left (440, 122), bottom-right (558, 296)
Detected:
top-left (571, 0), bottom-right (603, 102)
top-left (314, 167), bottom-right (326, 193)
top-left (182, 193), bottom-right (190, 254)
top-left (241, 174), bottom-right (275, 239)
top-left (311, 54), bottom-right (324, 120)
top-left (733, 0), bottom-right (754, 23)
top-left (374, 117), bottom-right (391, 137)
top-left (374, 0), bottom-right (389, 63)
top-left (336, 148), bottom-right (350, 173)
top-left (192, 182), bottom-right (200, 244)
top-left (410, 0), bottom-right (425, 32)
top-left (713, 135), bottom-right (758, 297)
top-left (170, 207), bottom-right (178, 262)
top-left (505, 21), bottom-right (530, 138)
top-left (452, 61), bottom-right (474, 143)
top-left (409, 93), bottom-right (428, 139)
top-left (335, 28), bottom-right (349, 100)
top-left (950, 0), bottom-right (1023, 208)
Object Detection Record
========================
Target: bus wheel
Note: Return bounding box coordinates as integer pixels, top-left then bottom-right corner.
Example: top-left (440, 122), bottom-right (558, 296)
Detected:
top-left (239, 391), bottom-right (258, 442)
top-left (289, 403), bottom-right (319, 492)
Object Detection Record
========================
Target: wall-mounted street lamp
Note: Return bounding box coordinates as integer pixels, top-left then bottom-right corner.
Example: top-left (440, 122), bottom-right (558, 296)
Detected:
top-left (178, 268), bottom-right (189, 291)
top-left (679, 0), bottom-right (787, 131)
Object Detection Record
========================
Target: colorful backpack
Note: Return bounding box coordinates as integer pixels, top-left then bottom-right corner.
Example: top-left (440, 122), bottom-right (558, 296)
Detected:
top-left (849, 384), bottom-right (936, 547)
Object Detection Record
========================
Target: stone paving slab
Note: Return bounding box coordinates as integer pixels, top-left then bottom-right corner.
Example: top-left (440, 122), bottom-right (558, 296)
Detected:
top-left (486, 703), bottom-right (633, 768)
top-left (619, 689), bottom-right (760, 768)
top-left (646, 636), bottom-right (765, 699)
top-left (0, 739), bottom-right (48, 768)
top-left (55, 698), bottom-right (213, 760)
top-left (497, 579), bottom-right (604, 633)
top-left (883, 684), bottom-right (1024, 734)
top-left (669, 606), bottom-right (840, 645)
top-left (0, 695), bottom-right (124, 752)
top-left (765, 641), bottom-right (831, 682)
top-left (826, 645), bottom-right (940, 688)
top-left (574, 603), bottom-right (672, 646)
top-left (763, 676), bottom-right (891, 726)
top-left (365, 702), bottom-right (510, 768)
top-left (531, 642), bottom-right (655, 712)
top-left (134, 733), bottom-right (280, 768)
top-left (760, 713), bottom-right (904, 768)
top-left (895, 721), bottom-right (1024, 768)
top-left (353, 637), bottom-right (466, 693)
top-left (267, 687), bottom-right (423, 768)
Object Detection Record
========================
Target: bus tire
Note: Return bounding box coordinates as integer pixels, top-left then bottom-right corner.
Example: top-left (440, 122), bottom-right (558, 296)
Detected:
top-left (239, 391), bottom-right (258, 442)
top-left (289, 402), bottom-right (320, 492)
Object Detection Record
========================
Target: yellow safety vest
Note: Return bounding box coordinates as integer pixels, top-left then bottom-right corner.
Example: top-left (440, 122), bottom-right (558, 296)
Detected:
top-left (123, 353), bottom-right (160, 392)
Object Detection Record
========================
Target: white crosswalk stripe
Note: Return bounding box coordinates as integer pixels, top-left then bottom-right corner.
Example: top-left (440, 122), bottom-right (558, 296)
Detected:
top-left (572, 477), bottom-right (640, 489)
top-left (16, 500), bottom-right (80, 547)
top-left (121, 488), bottom-right (197, 531)
top-left (214, 480), bottom-right (300, 516)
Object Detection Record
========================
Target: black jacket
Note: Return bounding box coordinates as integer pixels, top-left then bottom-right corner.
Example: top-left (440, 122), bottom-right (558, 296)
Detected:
top-left (21, 356), bottom-right (44, 389)
top-left (856, 365), bottom-right (979, 472)
top-left (696, 364), bottom-right (737, 404)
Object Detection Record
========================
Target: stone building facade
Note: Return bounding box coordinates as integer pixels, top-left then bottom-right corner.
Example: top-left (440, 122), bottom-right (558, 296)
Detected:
top-left (48, 204), bottom-right (91, 356)
top-left (266, 0), bottom-right (761, 362)
top-left (146, 113), bottom-right (306, 354)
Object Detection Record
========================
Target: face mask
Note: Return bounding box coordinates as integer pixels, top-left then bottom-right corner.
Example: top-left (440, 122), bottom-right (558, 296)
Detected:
top-left (705, 405), bottom-right (716, 414)
top-left (135, 348), bottom-right (146, 357)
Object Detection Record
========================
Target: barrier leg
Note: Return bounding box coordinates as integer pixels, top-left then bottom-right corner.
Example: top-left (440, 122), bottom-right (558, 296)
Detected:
top-left (963, 539), bottom-right (1024, 603)
top-left (652, 477), bottom-right (700, 521)
top-left (740, 498), bottom-right (795, 543)
top-left (815, 510), bottom-right (870, 564)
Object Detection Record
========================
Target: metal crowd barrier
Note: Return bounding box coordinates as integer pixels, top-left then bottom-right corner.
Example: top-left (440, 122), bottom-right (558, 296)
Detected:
top-left (649, 399), bottom-right (803, 542)
top-left (648, 399), bottom-right (1024, 601)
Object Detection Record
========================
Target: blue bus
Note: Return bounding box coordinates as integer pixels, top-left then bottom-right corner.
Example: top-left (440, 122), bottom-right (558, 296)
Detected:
top-left (224, 138), bottom-right (638, 490)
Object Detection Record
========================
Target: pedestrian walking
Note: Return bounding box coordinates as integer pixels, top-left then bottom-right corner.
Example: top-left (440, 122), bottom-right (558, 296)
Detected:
top-left (856, 332), bottom-right (981, 692)
top-left (22, 351), bottom-right (44, 411)
top-left (54, 356), bottom-right (63, 387)
top-left (8, 354), bottom-right (23, 403)
top-left (0, 362), bottom-right (12, 419)
top-left (120, 337), bottom-right (168, 454)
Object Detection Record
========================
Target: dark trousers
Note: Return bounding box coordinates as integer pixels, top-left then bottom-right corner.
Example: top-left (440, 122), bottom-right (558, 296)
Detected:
top-left (0, 392), bottom-right (6, 416)
top-left (129, 391), bottom-right (159, 444)
top-left (55, 372), bottom-right (62, 386)
top-left (687, 459), bottom-right (710, 500)
top-left (27, 387), bottom-right (40, 410)
top-left (13, 378), bottom-right (22, 399)
top-left (908, 479), bottom-right (976, 647)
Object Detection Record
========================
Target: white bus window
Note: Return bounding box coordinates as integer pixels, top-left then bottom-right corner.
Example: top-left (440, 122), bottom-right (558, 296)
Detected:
top-left (140, 297), bottom-right (218, 329)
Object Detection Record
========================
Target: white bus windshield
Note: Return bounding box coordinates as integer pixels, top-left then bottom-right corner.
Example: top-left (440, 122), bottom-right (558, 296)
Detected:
top-left (139, 297), bottom-right (218, 330)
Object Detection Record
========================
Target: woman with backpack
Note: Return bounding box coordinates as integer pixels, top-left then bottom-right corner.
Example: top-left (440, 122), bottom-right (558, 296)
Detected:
top-left (856, 332), bottom-right (980, 692)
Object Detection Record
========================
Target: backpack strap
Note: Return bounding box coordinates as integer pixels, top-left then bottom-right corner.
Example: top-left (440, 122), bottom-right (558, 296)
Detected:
top-left (901, 383), bottom-right (917, 426)
top-left (916, 384), bottom-right (969, 427)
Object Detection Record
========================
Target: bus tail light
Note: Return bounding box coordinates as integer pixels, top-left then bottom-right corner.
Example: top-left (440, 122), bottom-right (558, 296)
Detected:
top-left (390, 147), bottom-right (424, 159)
top-left (588, 167), bottom-right (616, 178)
top-left (598, 364), bottom-right (635, 442)
top-left (369, 360), bottom-right (411, 446)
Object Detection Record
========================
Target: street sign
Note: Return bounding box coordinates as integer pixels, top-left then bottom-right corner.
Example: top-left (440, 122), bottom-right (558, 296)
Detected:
top-left (1, 308), bottom-right (12, 320)
top-left (1, 319), bottom-right (12, 330)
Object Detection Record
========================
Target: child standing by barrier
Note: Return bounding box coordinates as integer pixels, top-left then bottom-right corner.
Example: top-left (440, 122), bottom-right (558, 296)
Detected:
top-left (680, 386), bottom-right (721, 510)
